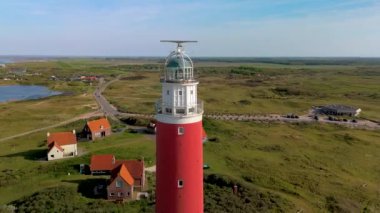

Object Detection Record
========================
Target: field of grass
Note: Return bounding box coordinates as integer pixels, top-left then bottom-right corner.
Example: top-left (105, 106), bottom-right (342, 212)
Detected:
top-left (0, 120), bottom-right (155, 205)
top-left (203, 119), bottom-right (380, 212)
top-left (103, 64), bottom-right (380, 121)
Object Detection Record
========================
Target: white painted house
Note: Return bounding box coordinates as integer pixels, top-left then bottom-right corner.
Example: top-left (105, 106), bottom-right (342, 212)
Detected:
top-left (47, 131), bottom-right (78, 161)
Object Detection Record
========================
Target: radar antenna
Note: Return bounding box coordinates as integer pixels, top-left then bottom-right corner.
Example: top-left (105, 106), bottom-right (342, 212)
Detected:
top-left (160, 40), bottom-right (197, 50)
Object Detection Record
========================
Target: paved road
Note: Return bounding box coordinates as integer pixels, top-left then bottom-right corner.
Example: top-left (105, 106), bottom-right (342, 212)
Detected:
top-left (94, 77), bottom-right (120, 119)
top-left (0, 111), bottom-right (102, 142)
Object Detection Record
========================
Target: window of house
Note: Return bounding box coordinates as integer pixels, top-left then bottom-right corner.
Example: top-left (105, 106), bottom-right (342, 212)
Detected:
top-left (110, 193), bottom-right (115, 196)
top-left (179, 91), bottom-right (182, 95)
top-left (178, 179), bottom-right (184, 188)
top-left (178, 127), bottom-right (184, 135)
top-left (167, 90), bottom-right (170, 95)
top-left (116, 180), bottom-right (123, 188)
top-left (118, 192), bottom-right (123, 197)
top-left (189, 108), bottom-right (195, 113)
top-left (50, 155), bottom-right (54, 158)
top-left (165, 108), bottom-right (172, 113)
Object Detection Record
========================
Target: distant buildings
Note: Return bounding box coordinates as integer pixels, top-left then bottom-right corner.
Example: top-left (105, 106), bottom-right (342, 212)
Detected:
top-left (83, 118), bottom-right (111, 140)
top-left (80, 76), bottom-right (98, 82)
top-left (320, 104), bottom-right (361, 117)
top-left (47, 131), bottom-right (78, 161)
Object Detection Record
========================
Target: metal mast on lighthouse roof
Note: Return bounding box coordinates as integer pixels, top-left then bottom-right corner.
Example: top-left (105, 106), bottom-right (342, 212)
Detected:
top-left (160, 40), bottom-right (197, 51)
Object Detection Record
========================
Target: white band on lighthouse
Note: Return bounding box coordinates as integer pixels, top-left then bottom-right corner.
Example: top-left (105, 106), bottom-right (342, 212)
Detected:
top-left (156, 114), bottom-right (202, 124)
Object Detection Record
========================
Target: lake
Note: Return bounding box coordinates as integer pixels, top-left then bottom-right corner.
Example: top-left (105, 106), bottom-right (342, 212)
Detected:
top-left (0, 85), bottom-right (62, 103)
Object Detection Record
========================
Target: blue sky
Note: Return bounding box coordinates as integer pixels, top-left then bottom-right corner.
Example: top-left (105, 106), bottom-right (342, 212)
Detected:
top-left (0, 0), bottom-right (379, 56)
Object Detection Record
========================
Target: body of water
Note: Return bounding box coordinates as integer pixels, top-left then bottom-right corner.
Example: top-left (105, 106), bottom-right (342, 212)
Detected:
top-left (0, 85), bottom-right (62, 103)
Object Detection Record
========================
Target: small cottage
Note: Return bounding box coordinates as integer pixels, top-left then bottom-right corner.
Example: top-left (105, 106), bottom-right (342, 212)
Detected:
top-left (114, 160), bottom-right (145, 190)
top-left (107, 164), bottom-right (134, 201)
top-left (90, 154), bottom-right (146, 200)
top-left (83, 118), bottom-right (111, 141)
top-left (47, 131), bottom-right (77, 161)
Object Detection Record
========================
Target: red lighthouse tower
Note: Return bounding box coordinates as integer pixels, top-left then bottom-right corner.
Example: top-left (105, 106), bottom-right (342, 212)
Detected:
top-left (155, 40), bottom-right (204, 213)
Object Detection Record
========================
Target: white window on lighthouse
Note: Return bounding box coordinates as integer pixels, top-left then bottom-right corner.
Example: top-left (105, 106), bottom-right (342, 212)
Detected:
top-left (178, 127), bottom-right (184, 135)
top-left (178, 179), bottom-right (184, 188)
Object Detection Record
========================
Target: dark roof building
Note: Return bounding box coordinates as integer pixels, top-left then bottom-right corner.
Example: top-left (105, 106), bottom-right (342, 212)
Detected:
top-left (321, 104), bottom-right (361, 116)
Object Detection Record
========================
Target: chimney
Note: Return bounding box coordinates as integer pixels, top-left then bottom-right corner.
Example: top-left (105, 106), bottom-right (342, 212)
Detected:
top-left (47, 132), bottom-right (50, 137)
top-left (72, 129), bottom-right (76, 135)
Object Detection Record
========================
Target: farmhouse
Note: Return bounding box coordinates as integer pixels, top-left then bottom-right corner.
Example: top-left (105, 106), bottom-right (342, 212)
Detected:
top-left (114, 160), bottom-right (145, 190)
top-left (83, 118), bottom-right (111, 140)
top-left (47, 131), bottom-right (77, 161)
top-left (107, 164), bottom-right (134, 201)
top-left (90, 154), bottom-right (146, 199)
top-left (321, 104), bottom-right (361, 117)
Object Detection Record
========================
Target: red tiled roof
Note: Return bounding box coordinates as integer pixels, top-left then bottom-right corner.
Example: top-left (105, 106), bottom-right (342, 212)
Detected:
top-left (48, 142), bottom-right (64, 152)
top-left (87, 118), bottom-right (111, 133)
top-left (47, 132), bottom-right (77, 146)
top-left (90, 154), bottom-right (115, 171)
top-left (115, 160), bottom-right (144, 180)
top-left (110, 164), bottom-right (134, 186)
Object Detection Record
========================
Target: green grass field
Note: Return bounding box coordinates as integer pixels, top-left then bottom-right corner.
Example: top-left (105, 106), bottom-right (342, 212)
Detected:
top-left (203, 119), bottom-right (380, 212)
top-left (103, 64), bottom-right (380, 121)
top-left (0, 121), bottom-right (155, 205)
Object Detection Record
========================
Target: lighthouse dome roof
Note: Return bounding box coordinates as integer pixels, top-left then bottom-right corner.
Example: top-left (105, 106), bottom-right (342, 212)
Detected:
top-left (165, 52), bottom-right (193, 69)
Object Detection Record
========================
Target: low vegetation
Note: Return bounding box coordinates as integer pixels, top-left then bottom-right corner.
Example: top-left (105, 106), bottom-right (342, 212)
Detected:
top-left (203, 119), bottom-right (380, 212)
top-left (103, 63), bottom-right (380, 121)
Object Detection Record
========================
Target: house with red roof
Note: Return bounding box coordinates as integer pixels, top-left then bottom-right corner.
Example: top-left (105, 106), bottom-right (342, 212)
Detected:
top-left (115, 160), bottom-right (145, 190)
top-left (47, 131), bottom-right (77, 161)
top-left (107, 164), bottom-right (134, 201)
top-left (83, 118), bottom-right (111, 141)
top-left (90, 154), bottom-right (146, 200)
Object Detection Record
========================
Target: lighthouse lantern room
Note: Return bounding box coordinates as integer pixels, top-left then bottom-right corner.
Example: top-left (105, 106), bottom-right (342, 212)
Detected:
top-left (155, 40), bottom-right (204, 213)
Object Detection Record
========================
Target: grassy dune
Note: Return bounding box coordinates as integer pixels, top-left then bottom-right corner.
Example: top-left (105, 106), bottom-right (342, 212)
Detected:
top-left (103, 65), bottom-right (380, 121)
top-left (203, 119), bottom-right (380, 212)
